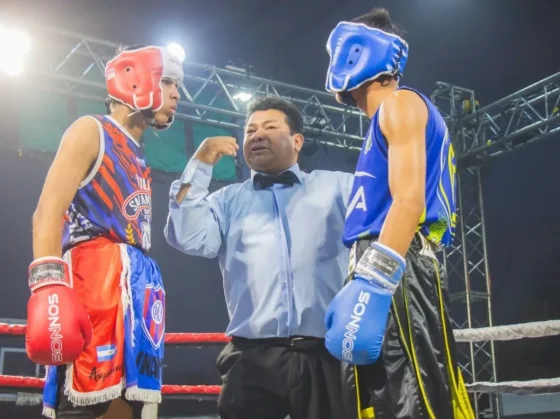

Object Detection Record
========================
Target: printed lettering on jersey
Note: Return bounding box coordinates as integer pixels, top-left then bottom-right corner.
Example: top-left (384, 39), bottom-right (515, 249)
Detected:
top-left (122, 191), bottom-right (152, 221)
top-left (346, 186), bottom-right (367, 218)
top-left (136, 157), bottom-right (147, 168)
top-left (363, 129), bottom-right (373, 155)
top-left (141, 223), bottom-right (151, 251)
top-left (437, 127), bottom-right (457, 228)
top-left (142, 284), bottom-right (165, 350)
top-left (121, 175), bottom-right (152, 249)
top-left (64, 205), bottom-right (95, 245)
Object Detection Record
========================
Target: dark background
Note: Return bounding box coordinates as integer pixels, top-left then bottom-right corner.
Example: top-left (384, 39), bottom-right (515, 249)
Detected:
top-left (1, 0), bottom-right (560, 417)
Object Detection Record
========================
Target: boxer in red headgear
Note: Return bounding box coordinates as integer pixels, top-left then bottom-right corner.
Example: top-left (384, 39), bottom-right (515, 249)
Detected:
top-left (26, 45), bottom-right (183, 419)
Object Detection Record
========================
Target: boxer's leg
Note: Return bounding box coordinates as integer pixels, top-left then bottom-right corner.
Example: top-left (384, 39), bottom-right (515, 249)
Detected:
top-left (102, 398), bottom-right (143, 419)
top-left (54, 365), bottom-right (109, 419)
top-left (55, 359), bottom-right (143, 419)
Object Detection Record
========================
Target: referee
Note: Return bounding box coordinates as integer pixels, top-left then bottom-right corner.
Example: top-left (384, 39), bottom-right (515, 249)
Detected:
top-left (164, 97), bottom-right (354, 419)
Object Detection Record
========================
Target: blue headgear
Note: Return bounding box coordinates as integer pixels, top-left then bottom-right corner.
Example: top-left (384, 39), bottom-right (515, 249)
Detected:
top-left (325, 22), bottom-right (409, 106)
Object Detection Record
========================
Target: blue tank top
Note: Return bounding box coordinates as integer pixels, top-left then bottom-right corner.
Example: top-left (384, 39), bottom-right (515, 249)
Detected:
top-left (343, 86), bottom-right (457, 248)
top-left (62, 115), bottom-right (152, 253)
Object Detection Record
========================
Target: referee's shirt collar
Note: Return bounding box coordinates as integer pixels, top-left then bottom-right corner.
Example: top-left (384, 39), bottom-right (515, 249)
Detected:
top-left (250, 164), bottom-right (304, 187)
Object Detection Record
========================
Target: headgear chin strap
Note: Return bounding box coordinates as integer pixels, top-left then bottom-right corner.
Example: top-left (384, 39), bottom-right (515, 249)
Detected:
top-left (105, 46), bottom-right (184, 130)
top-left (325, 22), bottom-right (409, 106)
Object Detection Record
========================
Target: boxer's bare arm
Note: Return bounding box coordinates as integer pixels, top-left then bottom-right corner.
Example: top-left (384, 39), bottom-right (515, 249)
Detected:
top-left (378, 89), bottom-right (428, 257)
top-left (32, 117), bottom-right (100, 259)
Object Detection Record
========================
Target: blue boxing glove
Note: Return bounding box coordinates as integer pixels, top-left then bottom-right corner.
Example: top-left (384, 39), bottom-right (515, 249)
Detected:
top-left (325, 242), bottom-right (406, 365)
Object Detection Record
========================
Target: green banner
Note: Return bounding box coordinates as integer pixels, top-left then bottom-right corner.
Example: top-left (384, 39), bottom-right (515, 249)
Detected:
top-left (144, 120), bottom-right (189, 173)
top-left (19, 91), bottom-right (69, 153)
top-left (18, 88), bottom-right (239, 180)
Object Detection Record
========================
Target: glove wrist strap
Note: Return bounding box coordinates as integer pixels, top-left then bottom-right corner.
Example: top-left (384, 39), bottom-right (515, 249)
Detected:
top-left (28, 257), bottom-right (71, 293)
top-left (355, 242), bottom-right (406, 294)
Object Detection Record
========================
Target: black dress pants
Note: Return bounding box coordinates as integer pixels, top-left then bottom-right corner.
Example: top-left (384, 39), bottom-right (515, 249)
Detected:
top-left (216, 336), bottom-right (345, 419)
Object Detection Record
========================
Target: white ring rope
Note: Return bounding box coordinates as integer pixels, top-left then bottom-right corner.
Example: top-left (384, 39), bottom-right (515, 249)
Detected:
top-left (466, 377), bottom-right (560, 395)
top-left (1, 320), bottom-right (559, 399)
top-left (450, 319), bottom-right (560, 395)
top-left (453, 319), bottom-right (560, 342)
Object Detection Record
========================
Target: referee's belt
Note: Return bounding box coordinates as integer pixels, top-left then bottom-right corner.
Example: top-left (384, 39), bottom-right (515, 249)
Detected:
top-left (231, 336), bottom-right (325, 350)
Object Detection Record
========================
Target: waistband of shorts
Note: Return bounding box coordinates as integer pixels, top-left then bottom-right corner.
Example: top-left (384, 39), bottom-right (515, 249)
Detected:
top-left (67, 235), bottom-right (147, 254)
top-left (354, 232), bottom-right (430, 251)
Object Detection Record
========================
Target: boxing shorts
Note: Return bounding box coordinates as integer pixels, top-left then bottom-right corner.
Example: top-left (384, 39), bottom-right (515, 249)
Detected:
top-left (341, 233), bottom-right (474, 419)
top-left (42, 237), bottom-right (165, 419)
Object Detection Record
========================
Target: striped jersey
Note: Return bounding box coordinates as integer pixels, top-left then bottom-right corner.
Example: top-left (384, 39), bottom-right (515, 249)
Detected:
top-left (343, 86), bottom-right (457, 248)
top-left (62, 115), bottom-right (152, 253)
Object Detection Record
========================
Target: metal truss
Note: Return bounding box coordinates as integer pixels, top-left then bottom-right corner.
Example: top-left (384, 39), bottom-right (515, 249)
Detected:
top-left (444, 167), bottom-right (500, 418)
top-left (432, 72), bottom-right (560, 168)
top-left (430, 72), bottom-right (560, 419)
top-left (9, 23), bottom-right (367, 151)
top-left (433, 71), bottom-right (560, 419)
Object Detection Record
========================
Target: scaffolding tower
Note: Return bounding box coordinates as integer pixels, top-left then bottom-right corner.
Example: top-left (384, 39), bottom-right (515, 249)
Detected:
top-left (4, 20), bottom-right (560, 419)
top-left (431, 73), bottom-right (560, 418)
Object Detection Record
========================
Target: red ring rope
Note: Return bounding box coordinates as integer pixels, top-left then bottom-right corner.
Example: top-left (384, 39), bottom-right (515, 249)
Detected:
top-left (0, 322), bottom-right (226, 395)
top-left (0, 374), bottom-right (221, 394)
top-left (0, 323), bottom-right (230, 344)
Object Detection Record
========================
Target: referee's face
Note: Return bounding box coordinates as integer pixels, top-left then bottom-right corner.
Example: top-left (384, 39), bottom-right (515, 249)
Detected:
top-left (244, 109), bottom-right (303, 174)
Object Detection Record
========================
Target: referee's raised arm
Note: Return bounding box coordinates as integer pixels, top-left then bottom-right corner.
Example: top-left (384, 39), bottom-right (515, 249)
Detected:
top-left (164, 137), bottom-right (238, 259)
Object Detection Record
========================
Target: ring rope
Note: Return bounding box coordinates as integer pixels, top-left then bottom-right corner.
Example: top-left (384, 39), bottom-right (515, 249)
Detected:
top-left (0, 323), bottom-right (230, 344)
top-left (2, 321), bottom-right (559, 396)
top-left (465, 377), bottom-right (560, 395)
top-left (5, 321), bottom-right (560, 344)
top-left (0, 374), bottom-right (221, 395)
top-left (453, 320), bottom-right (560, 343)
top-left (2, 373), bottom-right (557, 396)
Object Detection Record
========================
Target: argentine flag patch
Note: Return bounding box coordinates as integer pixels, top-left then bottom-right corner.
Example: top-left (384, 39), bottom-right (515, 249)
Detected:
top-left (96, 344), bottom-right (116, 362)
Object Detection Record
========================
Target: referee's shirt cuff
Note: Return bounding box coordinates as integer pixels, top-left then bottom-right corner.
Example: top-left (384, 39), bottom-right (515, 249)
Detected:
top-left (180, 158), bottom-right (213, 190)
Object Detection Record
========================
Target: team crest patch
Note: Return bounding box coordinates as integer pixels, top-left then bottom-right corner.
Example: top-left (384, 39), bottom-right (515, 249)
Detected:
top-left (142, 284), bottom-right (166, 349)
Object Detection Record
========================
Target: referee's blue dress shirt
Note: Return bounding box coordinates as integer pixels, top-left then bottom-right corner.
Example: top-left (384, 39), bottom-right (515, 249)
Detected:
top-left (164, 159), bottom-right (354, 339)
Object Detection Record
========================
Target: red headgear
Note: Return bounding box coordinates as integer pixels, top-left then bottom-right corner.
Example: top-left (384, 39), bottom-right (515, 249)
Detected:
top-left (105, 46), bottom-right (183, 130)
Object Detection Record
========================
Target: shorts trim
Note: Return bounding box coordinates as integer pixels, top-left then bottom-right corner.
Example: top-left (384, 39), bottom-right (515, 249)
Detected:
top-left (402, 276), bottom-right (436, 419)
top-left (434, 259), bottom-right (475, 418)
top-left (361, 407), bottom-right (375, 419)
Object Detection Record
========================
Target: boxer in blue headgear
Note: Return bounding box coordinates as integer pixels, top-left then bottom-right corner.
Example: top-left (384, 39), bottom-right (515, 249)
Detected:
top-left (322, 8), bottom-right (475, 419)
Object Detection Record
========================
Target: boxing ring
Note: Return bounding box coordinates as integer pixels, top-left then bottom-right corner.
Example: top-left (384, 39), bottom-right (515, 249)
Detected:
top-left (1, 19), bottom-right (560, 419)
top-left (0, 321), bottom-right (559, 411)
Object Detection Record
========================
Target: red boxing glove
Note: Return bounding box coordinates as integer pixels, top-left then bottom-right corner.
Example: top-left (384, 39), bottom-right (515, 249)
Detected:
top-left (25, 257), bottom-right (92, 366)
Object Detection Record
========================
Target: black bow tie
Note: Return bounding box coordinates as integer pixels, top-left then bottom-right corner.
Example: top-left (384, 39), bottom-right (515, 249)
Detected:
top-left (253, 171), bottom-right (300, 189)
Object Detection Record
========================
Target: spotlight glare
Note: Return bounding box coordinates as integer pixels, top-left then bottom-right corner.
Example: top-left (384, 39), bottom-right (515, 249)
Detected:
top-left (233, 92), bottom-right (253, 102)
top-left (167, 42), bottom-right (185, 63)
top-left (0, 57), bottom-right (24, 77)
top-left (0, 26), bottom-right (31, 56)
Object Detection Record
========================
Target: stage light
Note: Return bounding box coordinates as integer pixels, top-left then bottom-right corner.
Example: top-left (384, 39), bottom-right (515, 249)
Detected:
top-left (0, 56), bottom-right (24, 77)
top-left (233, 92), bottom-right (252, 102)
top-left (167, 42), bottom-right (185, 63)
top-left (0, 26), bottom-right (31, 56)
top-left (0, 25), bottom-right (31, 77)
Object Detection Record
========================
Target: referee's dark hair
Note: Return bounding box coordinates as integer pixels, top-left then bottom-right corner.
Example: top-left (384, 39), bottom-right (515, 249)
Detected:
top-left (246, 96), bottom-right (304, 135)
